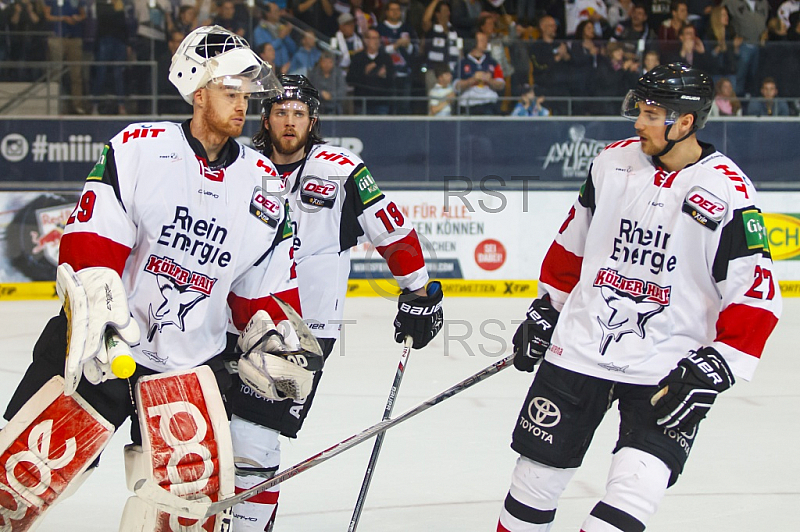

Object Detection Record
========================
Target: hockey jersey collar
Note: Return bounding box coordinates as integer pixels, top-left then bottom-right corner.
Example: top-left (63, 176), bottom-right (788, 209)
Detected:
top-left (652, 140), bottom-right (716, 171)
top-left (181, 120), bottom-right (241, 170)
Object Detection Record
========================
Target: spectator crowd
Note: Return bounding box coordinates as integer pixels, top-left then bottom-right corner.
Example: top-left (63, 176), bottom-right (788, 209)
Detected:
top-left (2, 0), bottom-right (800, 115)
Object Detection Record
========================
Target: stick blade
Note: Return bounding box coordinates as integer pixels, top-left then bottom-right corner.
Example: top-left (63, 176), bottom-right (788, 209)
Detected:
top-left (133, 479), bottom-right (211, 520)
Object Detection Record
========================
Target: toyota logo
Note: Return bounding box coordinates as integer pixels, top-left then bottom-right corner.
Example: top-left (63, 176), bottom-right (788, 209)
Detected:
top-left (527, 397), bottom-right (561, 428)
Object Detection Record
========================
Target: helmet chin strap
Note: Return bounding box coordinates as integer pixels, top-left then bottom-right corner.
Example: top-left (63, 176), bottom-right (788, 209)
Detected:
top-left (654, 123), bottom-right (697, 158)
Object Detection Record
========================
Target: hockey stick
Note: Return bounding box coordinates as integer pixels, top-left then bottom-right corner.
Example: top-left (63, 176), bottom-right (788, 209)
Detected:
top-left (134, 352), bottom-right (515, 519)
top-left (348, 336), bottom-right (414, 532)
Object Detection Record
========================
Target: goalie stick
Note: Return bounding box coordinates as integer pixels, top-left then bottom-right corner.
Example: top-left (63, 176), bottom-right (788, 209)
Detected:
top-left (134, 352), bottom-right (515, 519)
top-left (348, 336), bottom-right (414, 532)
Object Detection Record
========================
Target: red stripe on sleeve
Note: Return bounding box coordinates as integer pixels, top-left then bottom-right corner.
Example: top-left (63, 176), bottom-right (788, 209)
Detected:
top-left (234, 486), bottom-right (279, 504)
top-left (715, 303), bottom-right (778, 359)
top-left (539, 242), bottom-right (582, 295)
top-left (375, 230), bottom-right (426, 277)
top-left (497, 522), bottom-right (511, 532)
top-left (227, 288), bottom-right (302, 331)
top-left (58, 232), bottom-right (132, 276)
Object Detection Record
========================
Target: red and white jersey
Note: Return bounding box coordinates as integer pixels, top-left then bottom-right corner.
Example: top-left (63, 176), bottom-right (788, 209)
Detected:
top-left (59, 121), bottom-right (298, 372)
top-left (281, 144), bottom-right (429, 339)
top-left (540, 137), bottom-right (781, 384)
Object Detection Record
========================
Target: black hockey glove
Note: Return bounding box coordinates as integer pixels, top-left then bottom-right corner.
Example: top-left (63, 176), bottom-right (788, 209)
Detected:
top-left (394, 281), bottom-right (443, 349)
top-left (512, 296), bottom-right (559, 372)
top-left (651, 347), bottom-right (735, 433)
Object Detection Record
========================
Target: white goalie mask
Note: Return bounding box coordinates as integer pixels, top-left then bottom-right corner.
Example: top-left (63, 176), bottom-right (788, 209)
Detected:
top-left (169, 25), bottom-right (283, 104)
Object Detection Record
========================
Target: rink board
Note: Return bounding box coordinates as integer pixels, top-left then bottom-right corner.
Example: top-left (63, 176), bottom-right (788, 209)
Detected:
top-left (2, 190), bottom-right (800, 298)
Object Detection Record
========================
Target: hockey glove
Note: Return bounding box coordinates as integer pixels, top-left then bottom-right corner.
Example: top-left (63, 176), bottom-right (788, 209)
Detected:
top-left (394, 281), bottom-right (443, 349)
top-left (238, 305), bottom-right (324, 401)
top-left (651, 347), bottom-right (735, 433)
top-left (512, 296), bottom-right (559, 372)
top-left (56, 263), bottom-right (140, 395)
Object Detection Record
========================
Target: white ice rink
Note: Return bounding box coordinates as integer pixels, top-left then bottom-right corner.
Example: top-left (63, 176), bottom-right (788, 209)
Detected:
top-left (1, 297), bottom-right (798, 531)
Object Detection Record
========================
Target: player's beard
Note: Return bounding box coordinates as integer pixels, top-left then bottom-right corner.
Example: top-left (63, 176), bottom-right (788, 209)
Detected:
top-left (269, 125), bottom-right (308, 158)
top-left (203, 102), bottom-right (245, 139)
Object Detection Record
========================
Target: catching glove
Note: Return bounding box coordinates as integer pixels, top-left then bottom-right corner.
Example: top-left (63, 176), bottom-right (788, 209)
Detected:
top-left (394, 281), bottom-right (443, 349)
top-left (238, 299), bottom-right (323, 401)
top-left (651, 347), bottom-right (735, 433)
top-left (512, 296), bottom-right (559, 372)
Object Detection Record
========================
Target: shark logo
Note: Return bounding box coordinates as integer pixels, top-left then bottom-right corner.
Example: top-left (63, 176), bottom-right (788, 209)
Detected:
top-left (148, 274), bottom-right (207, 341)
top-left (593, 268), bottom-right (671, 355)
top-left (142, 349), bottom-right (169, 365)
top-left (144, 255), bottom-right (218, 342)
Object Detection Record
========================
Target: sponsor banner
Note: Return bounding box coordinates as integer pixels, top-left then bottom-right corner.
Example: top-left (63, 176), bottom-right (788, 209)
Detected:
top-left (3, 190), bottom-right (800, 297)
top-left (349, 189), bottom-right (572, 279)
top-left (346, 279), bottom-right (538, 298)
top-left (2, 118), bottom-right (799, 184)
top-left (9, 279), bottom-right (800, 299)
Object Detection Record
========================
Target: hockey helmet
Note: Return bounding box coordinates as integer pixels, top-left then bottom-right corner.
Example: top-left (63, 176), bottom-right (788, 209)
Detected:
top-left (621, 63), bottom-right (714, 131)
top-left (169, 25), bottom-right (282, 104)
top-left (262, 75), bottom-right (321, 117)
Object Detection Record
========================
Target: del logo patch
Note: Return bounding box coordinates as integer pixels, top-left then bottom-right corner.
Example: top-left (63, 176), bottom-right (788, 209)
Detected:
top-left (250, 187), bottom-right (281, 228)
top-left (300, 176), bottom-right (338, 208)
top-left (682, 186), bottom-right (728, 230)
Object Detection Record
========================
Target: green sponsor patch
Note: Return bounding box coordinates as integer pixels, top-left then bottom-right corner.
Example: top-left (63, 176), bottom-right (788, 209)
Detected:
top-left (282, 202), bottom-right (293, 241)
top-left (354, 167), bottom-right (382, 206)
top-left (86, 145), bottom-right (110, 181)
top-left (743, 210), bottom-right (769, 251)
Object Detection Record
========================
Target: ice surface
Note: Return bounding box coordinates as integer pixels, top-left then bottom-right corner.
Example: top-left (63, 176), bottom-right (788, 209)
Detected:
top-left (1, 297), bottom-right (797, 531)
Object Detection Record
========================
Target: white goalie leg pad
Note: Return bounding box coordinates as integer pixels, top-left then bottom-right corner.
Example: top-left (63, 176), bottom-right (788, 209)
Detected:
top-left (498, 456), bottom-right (576, 532)
top-left (230, 416), bottom-right (281, 532)
top-left (0, 377), bottom-right (114, 531)
top-left (120, 367), bottom-right (234, 532)
top-left (581, 447), bottom-right (671, 532)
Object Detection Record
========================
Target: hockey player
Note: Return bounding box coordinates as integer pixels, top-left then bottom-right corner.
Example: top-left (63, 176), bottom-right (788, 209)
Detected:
top-left (498, 63), bottom-right (781, 532)
top-left (225, 74), bottom-right (444, 531)
top-left (0, 26), bottom-right (324, 531)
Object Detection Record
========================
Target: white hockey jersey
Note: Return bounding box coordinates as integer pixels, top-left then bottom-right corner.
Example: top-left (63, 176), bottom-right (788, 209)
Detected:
top-left (279, 144), bottom-right (429, 339)
top-left (539, 138), bottom-right (781, 384)
top-left (60, 121), bottom-right (298, 372)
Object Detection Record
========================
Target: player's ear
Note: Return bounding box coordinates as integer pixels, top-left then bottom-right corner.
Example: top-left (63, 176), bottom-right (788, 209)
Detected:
top-left (680, 112), bottom-right (695, 132)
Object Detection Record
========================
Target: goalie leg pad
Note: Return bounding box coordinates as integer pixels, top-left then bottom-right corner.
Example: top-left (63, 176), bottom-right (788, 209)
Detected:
top-left (0, 377), bottom-right (114, 531)
top-left (119, 496), bottom-right (233, 532)
top-left (580, 448), bottom-right (670, 532)
top-left (230, 416), bottom-right (280, 532)
top-left (131, 367), bottom-right (234, 531)
top-left (497, 456), bottom-right (576, 531)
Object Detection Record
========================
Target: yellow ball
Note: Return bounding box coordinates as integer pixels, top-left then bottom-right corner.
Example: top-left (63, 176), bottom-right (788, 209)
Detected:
top-left (111, 355), bottom-right (136, 379)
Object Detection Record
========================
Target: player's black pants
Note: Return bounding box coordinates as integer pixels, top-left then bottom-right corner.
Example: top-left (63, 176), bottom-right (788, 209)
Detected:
top-left (511, 360), bottom-right (698, 486)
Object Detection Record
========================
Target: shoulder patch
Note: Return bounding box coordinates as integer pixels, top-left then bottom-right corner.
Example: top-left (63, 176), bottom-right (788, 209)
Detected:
top-left (86, 145), bottom-right (110, 182)
top-left (353, 166), bottom-right (383, 206)
top-left (250, 187), bottom-right (281, 228)
top-left (742, 210), bottom-right (769, 251)
top-left (682, 186), bottom-right (728, 230)
top-left (281, 202), bottom-right (293, 241)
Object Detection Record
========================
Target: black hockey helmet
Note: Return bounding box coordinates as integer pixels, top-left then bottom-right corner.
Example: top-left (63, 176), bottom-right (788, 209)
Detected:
top-left (621, 63), bottom-right (714, 131)
top-left (261, 74), bottom-right (321, 117)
